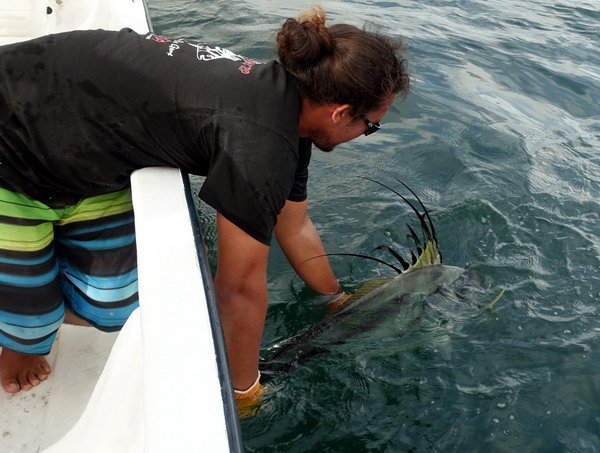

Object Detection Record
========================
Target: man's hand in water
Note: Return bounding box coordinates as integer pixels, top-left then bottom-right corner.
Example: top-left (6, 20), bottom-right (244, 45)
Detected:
top-left (235, 372), bottom-right (265, 417)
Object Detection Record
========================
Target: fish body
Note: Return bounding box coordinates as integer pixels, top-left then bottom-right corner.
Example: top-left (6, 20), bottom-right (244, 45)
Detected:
top-left (261, 178), bottom-right (485, 380)
top-left (262, 264), bottom-right (469, 379)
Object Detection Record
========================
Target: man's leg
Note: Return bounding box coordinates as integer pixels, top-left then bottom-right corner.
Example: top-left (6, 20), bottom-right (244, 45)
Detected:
top-left (64, 308), bottom-right (93, 326)
top-left (55, 189), bottom-right (139, 332)
top-left (0, 188), bottom-right (64, 393)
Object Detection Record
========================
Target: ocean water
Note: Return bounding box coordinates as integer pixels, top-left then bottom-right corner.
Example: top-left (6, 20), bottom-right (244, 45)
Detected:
top-left (148, 1), bottom-right (600, 450)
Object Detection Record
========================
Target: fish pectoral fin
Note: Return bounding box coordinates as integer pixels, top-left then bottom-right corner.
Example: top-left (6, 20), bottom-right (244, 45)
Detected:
top-left (346, 278), bottom-right (392, 303)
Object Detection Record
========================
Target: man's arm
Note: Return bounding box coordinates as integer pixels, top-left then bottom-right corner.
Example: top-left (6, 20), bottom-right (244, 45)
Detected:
top-left (274, 199), bottom-right (340, 294)
top-left (214, 213), bottom-right (269, 391)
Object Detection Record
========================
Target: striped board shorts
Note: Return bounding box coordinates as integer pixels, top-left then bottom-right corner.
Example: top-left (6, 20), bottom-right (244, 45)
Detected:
top-left (0, 187), bottom-right (138, 355)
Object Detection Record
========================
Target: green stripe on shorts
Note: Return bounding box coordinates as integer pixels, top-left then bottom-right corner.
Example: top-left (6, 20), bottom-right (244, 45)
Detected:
top-left (0, 187), bottom-right (61, 221)
top-left (57, 189), bottom-right (133, 225)
top-left (0, 222), bottom-right (54, 252)
top-left (0, 187), bottom-right (133, 251)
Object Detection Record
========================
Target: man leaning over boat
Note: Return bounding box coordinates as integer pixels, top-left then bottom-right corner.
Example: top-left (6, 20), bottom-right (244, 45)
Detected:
top-left (0, 6), bottom-right (409, 405)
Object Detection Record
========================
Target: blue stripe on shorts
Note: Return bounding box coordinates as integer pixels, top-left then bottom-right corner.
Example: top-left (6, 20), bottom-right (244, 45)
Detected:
top-left (0, 304), bottom-right (64, 354)
top-left (0, 330), bottom-right (57, 355)
top-left (61, 262), bottom-right (138, 303)
top-left (0, 305), bottom-right (65, 339)
top-left (66, 287), bottom-right (139, 328)
top-left (58, 233), bottom-right (136, 251)
top-left (0, 248), bottom-right (55, 266)
top-left (0, 261), bottom-right (59, 287)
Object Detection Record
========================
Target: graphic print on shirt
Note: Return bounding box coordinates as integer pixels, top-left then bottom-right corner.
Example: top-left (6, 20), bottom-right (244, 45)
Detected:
top-left (146, 34), bottom-right (260, 74)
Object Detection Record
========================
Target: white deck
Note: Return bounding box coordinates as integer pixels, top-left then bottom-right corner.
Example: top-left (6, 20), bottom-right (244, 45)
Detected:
top-left (0, 327), bottom-right (118, 452)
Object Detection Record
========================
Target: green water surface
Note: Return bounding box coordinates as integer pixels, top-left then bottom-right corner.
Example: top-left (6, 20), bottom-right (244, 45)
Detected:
top-left (149, 0), bottom-right (600, 450)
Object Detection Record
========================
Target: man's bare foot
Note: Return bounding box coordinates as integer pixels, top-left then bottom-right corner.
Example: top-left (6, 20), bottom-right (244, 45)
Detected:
top-left (0, 348), bottom-right (51, 393)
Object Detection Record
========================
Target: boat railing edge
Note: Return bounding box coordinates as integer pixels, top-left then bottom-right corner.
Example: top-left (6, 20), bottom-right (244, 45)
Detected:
top-left (181, 171), bottom-right (244, 452)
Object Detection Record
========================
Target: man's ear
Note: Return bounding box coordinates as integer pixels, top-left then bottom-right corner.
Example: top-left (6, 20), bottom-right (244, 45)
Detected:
top-left (331, 104), bottom-right (353, 124)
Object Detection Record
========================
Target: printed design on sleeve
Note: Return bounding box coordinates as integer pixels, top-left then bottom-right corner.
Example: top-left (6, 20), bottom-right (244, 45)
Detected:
top-left (146, 33), bottom-right (260, 75)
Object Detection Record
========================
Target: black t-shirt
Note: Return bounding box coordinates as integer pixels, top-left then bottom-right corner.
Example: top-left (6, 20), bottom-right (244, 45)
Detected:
top-left (0, 28), bottom-right (312, 245)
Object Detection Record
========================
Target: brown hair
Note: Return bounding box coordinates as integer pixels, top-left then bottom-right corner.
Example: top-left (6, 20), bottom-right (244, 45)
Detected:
top-left (276, 5), bottom-right (410, 116)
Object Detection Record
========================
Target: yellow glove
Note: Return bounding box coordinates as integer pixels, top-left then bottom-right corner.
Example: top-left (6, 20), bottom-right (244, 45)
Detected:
top-left (234, 372), bottom-right (265, 417)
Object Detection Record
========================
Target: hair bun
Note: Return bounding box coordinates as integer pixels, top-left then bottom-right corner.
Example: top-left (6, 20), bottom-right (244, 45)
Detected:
top-left (276, 6), bottom-right (333, 73)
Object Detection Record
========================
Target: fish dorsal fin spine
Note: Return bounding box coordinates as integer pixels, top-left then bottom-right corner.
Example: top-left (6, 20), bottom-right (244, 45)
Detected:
top-left (408, 238), bottom-right (441, 271)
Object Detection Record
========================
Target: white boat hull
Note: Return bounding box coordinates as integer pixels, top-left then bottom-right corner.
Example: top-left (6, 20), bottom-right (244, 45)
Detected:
top-left (0, 0), bottom-right (151, 45)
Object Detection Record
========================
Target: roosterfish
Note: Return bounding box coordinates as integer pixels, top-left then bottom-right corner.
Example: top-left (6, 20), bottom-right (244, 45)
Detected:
top-left (261, 178), bottom-right (502, 380)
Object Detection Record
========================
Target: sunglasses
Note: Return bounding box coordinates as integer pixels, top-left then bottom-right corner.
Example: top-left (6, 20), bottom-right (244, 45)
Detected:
top-left (361, 114), bottom-right (381, 136)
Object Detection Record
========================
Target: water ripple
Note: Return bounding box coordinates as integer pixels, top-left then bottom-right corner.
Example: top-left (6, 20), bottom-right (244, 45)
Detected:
top-left (151, 0), bottom-right (600, 450)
